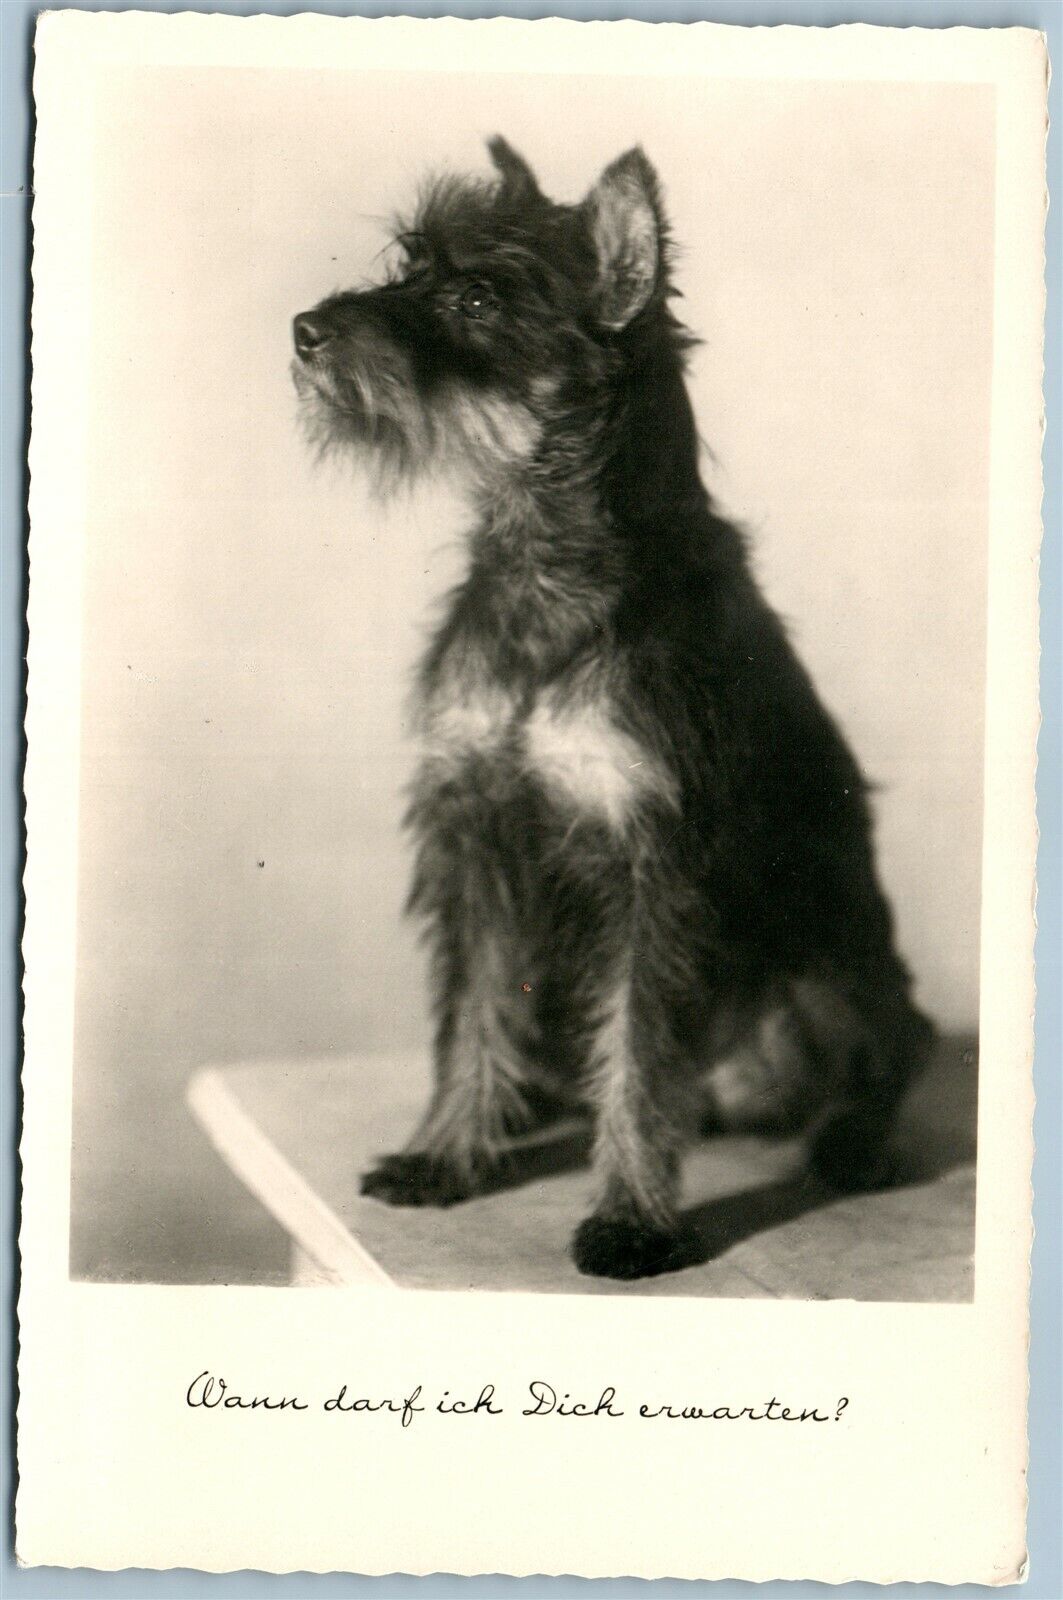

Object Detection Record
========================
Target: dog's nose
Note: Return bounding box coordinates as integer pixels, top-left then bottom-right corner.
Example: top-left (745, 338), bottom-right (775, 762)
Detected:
top-left (292, 314), bottom-right (330, 359)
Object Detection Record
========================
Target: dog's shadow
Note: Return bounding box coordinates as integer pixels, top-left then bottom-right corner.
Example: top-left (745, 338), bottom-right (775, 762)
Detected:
top-left (481, 1123), bottom-right (594, 1196)
top-left (488, 1036), bottom-right (978, 1272)
top-left (678, 1173), bottom-right (839, 1269)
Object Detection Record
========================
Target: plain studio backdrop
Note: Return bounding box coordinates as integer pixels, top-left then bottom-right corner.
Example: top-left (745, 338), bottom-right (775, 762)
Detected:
top-left (68, 67), bottom-right (993, 1283)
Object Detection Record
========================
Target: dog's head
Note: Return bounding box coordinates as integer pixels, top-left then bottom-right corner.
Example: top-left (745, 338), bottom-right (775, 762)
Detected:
top-left (292, 139), bottom-right (678, 489)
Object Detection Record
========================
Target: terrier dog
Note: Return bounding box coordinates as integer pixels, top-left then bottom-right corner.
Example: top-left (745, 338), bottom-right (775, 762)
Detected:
top-left (292, 138), bottom-right (934, 1280)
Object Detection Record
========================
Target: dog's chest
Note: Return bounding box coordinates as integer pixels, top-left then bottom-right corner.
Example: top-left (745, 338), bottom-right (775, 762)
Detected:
top-left (420, 676), bottom-right (676, 830)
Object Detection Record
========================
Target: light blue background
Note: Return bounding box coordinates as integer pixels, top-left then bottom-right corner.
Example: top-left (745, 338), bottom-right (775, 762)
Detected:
top-left (2, 0), bottom-right (1058, 1594)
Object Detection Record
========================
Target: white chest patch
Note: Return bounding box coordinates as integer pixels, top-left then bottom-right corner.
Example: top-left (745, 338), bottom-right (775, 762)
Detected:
top-left (421, 681), bottom-right (515, 765)
top-left (524, 693), bottom-right (677, 831)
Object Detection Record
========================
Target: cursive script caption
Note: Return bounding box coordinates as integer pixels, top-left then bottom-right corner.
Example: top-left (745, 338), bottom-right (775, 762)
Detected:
top-left (186, 1374), bottom-right (851, 1426)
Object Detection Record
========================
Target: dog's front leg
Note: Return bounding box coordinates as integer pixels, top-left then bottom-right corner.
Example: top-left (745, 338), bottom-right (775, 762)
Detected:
top-left (361, 810), bottom-right (534, 1208)
top-left (570, 880), bottom-right (696, 1280)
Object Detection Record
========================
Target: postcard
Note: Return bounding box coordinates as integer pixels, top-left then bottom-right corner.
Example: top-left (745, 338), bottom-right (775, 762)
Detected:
top-left (19, 13), bottom-right (1045, 1579)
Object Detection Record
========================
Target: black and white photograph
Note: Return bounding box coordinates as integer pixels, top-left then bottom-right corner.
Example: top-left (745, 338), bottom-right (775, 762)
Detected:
top-left (18, 14), bottom-right (1043, 1582)
top-left (66, 45), bottom-right (990, 1299)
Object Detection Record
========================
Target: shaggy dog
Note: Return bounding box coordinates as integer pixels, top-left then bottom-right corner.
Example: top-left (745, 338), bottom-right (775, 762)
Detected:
top-left (292, 138), bottom-right (933, 1279)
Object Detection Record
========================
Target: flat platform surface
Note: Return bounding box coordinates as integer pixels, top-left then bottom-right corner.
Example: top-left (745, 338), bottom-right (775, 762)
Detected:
top-left (188, 1036), bottom-right (977, 1300)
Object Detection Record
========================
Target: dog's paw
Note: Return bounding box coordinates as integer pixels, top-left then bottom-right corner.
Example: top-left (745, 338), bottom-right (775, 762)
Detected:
top-left (359, 1152), bottom-right (478, 1208)
top-left (570, 1214), bottom-right (689, 1280)
top-left (808, 1116), bottom-right (894, 1195)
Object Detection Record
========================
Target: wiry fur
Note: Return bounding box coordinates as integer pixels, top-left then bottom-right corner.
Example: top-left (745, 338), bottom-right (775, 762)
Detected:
top-left (292, 138), bottom-right (934, 1280)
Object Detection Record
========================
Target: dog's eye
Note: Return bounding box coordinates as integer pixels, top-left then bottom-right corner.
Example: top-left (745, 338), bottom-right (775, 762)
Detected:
top-left (460, 283), bottom-right (497, 320)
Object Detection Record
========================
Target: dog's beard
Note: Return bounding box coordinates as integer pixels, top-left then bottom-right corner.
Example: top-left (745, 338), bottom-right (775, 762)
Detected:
top-left (292, 354), bottom-right (429, 490)
top-left (293, 357), bottom-right (540, 495)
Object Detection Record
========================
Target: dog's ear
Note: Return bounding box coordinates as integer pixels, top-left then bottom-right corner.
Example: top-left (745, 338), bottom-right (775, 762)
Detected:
top-left (582, 147), bottom-right (663, 330)
top-left (487, 136), bottom-right (542, 202)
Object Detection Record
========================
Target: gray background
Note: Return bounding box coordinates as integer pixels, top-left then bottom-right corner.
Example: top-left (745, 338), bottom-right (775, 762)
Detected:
top-left (4, 0), bottom-right (1059, 1595)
